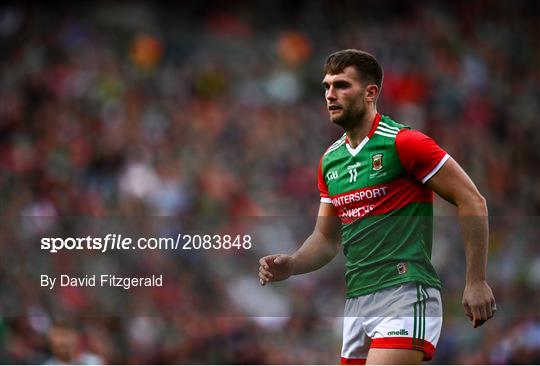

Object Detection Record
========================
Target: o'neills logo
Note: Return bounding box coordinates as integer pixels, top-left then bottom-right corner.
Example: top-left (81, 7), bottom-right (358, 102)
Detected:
top-left (387, 329), bottom-right (409, 336)
top-left (372, 153), bottom-right (383, 171)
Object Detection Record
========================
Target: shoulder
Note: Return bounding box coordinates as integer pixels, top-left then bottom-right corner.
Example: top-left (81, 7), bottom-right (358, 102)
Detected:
top-left (396, 127), bottom-right (425, 140)
top-left (395, 129), bottom-right (438, 151)
top-left (394, 128), bottom-right (449, 183)
top-left (379, 114), bottom-right (409, 130)
top-left (373, 115), bottom-right (409, 139)
top-left (322, 133), bottom-right (346, 158)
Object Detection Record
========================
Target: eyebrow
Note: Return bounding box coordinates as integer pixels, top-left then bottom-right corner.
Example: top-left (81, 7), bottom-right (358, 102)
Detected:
top-left (322, 79), bottom-right (351, 86)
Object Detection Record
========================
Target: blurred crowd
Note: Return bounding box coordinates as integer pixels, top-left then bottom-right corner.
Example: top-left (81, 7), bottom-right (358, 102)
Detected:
top-left (0, 0), bottom-right (539, 364)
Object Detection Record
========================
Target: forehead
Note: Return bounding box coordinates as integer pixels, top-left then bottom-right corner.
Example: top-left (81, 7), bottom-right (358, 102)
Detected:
top-left (322, 66), bottom-right (361, 84)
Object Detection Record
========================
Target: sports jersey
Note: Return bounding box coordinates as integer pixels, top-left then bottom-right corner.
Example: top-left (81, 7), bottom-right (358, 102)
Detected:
top-left (318, 113), bottom-right (449, 298)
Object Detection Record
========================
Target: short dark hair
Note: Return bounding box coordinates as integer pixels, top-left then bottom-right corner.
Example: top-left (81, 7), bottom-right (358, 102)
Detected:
top-left (324, 49), bottom-right (383, 88)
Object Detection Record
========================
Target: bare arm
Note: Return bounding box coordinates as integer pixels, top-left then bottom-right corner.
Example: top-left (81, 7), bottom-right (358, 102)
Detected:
top-left (258, 203), bottom-right (341, 285)
top-left (291, 203), bottom-right (342, 274)
top-left (426, 157), bottom-right (496, 327)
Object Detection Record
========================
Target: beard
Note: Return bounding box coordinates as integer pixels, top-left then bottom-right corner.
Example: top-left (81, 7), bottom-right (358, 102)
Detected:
top-left (330, 104), bottom-right (366, 131)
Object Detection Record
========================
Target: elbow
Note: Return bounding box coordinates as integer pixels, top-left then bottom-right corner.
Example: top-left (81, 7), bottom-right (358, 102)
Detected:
top-left (460, 190), bottom-right (487, 216)
top-left (475, 192), bottom-right (488, 215)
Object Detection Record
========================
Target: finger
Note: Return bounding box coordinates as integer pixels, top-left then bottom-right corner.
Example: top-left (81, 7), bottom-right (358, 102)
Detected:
top-left (463, 304), bottom-right (476, 327)
top-left (486, 302), bottom-right (493, 319)
top-left (259, 267), bottom-right (274, 279)
top-left (472, 305), bottom-right (486, 328)
top-left (475, 319), bottom-right (486, 328)
top-left (463, 303), bottom-right (473, 321)
top-left (274, 255), bottom-right (285, 265)
top-left (258, 269), bottom-right (271, 282)
top-left (478, 304), bottom-right (487, 322)
top-left (476, 305), bottom-right (488, 327)
top-left (471, 307), bottom-right (479, 328)
top-left (259, 275), bottom-right (270, 285)
top-left (259, 257), bottom-right (270, 270)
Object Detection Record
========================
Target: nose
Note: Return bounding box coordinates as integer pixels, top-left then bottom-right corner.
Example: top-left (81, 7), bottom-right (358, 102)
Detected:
top-left (326, 86), bottom-right (336, 102)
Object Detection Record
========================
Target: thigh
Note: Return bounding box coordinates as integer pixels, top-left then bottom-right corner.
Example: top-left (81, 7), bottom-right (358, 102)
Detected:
top-left (341, 299), bottom-right (370, 364)
top-left (366, 348), bottom-right (424, 365)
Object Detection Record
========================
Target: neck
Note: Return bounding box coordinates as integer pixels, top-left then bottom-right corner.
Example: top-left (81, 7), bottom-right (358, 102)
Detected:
top-left (346, 108), bottom-right (378, 148)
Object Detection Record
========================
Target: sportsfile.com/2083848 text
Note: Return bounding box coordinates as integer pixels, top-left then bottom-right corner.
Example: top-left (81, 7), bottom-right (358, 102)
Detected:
top-left (40, 234), bottom-right (252, 253)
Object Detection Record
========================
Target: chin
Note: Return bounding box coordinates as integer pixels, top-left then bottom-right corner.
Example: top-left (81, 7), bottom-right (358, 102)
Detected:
top-left (331, 118), bottom-right (348, 129)
top-left (331, 115), bottom-right (356, 130)
top-left (330, 113), bottom-right (344, 124)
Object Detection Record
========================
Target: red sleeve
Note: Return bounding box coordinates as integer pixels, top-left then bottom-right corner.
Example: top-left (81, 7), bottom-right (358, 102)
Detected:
top-left (395, 129), bottom-right (450, 183)
top-left (317, 157), bottom-right (331, 202)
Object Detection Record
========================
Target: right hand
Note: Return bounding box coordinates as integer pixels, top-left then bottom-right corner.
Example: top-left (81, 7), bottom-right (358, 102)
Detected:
top-left (258, 254), bottom-right (294, 286)
top-left (462, 280), bottom-right (496, 328)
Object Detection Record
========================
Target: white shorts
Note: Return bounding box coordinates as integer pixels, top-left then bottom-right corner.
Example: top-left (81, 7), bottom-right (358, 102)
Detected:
top-left (341, 282), bottom-right (442, 364)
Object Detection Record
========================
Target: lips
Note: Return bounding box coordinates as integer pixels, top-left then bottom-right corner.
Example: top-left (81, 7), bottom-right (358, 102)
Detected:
top-left (328, 105), bottom-right (342, 111)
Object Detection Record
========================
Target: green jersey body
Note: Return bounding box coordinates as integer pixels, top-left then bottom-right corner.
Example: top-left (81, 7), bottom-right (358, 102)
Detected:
top-left (318, 114), bottom-right (449, 298)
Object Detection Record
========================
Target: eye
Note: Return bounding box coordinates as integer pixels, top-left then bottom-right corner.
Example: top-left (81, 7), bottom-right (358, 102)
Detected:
top-left (334, 81), bottom-right (350, 89)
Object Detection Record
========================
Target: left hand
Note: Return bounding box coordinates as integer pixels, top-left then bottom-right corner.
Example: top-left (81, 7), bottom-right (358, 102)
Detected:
top-left (462, 280), bottom-right (496, 328)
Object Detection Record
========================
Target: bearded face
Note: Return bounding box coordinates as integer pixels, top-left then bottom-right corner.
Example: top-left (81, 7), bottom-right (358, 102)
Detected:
top-left (323, 66), bottom-right (368, 131)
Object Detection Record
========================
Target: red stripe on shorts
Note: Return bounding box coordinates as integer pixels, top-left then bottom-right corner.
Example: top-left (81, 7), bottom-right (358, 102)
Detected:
top-left (370, 337), bottom-right (436, 361)
top-left (340, 357), bottom-right (366, 365)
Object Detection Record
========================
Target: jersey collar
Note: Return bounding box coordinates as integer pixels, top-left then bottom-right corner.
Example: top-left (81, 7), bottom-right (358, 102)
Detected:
top-left (345, 113), bottom-right (381, 157)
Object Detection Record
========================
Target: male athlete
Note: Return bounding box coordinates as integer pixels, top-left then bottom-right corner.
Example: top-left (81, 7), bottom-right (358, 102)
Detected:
top-left (258, 49), bottom-right (496, 364)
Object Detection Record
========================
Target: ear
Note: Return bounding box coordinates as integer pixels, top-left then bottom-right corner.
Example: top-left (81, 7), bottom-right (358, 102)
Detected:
top-left (364, 84), bottom-right (379, 103)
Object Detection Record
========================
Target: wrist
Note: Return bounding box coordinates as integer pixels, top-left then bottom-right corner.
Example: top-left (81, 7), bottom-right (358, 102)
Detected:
top-left (290, 254), bottom-right (299, 275)
top-left (466, 278), bottom-right (486, 285)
